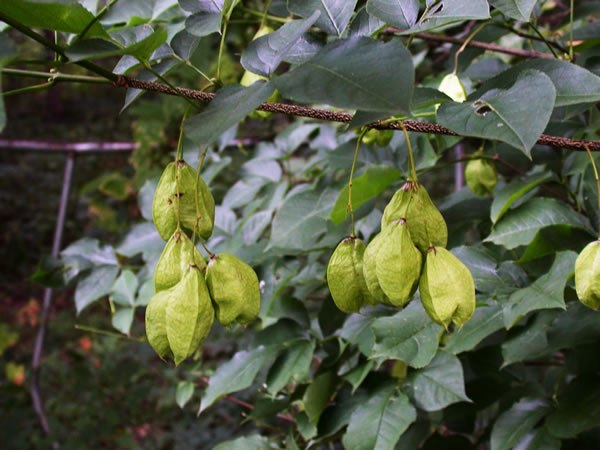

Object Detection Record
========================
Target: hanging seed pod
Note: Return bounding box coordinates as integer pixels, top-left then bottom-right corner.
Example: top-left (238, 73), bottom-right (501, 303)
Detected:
top-left (178, 161), bottom-right (215, 240)
top-left (375, 220), bottom-right (422, 307)
top-left (438, 73), bottom-right (467, 103)
top-left (154, 230), bottom-right (206, 292)
top-left (166, 266), bottom-right (214, 365)
top-left (382, 181), bottom-right (447, 253)
top-left (361, 129), bottom-right (394, 147)
top-left (327, 236), bottom-right (375, 313)
top-left (152, 160), bottom-right (215, 241)
top-left (465, 159), bottom-right (497, 196)
top-left (363, 231), bottom-right (391, 304)
top-left (152, 162), bottom-right (178, 241)
top-left (145, 289), bottom-right (174, 361)
top-left (575, 240), bottom-right (600, 310)
top-left (419, 246), bottom-right (476, 328)
top-left (205, 253), bottom-right (261, 326)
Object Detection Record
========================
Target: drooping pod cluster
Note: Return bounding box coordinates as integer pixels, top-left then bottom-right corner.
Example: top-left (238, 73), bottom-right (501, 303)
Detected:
top-left (327, 180), bottom-right (476, 328)
top-left (145, 159), bottom-right (261, 364)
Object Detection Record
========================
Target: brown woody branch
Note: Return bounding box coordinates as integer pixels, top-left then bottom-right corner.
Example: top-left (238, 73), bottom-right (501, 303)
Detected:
top-left (412, 31), bottom-right (557, 59)
top-left (119, 76), bottom-right (600, 152)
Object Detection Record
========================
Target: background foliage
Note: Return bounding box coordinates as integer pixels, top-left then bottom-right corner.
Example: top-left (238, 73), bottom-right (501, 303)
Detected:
top-left (1, 0), bottom-right (600, 449)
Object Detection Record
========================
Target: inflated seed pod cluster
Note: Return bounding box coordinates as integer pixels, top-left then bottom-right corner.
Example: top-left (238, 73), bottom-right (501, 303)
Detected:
top-left (146, 160), bottom-right (261, 365)
top-left (327, 180), bottom-right (476, 329)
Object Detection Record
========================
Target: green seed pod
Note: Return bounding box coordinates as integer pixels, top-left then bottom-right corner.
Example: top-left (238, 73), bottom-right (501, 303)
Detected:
top-left (154, 230), bottom-right (206, 292)
top-left (205, 253), bottom-right (261, 326)
top-left (465, 159), bottom-right (497, 196)
top-left (375, 130), bottom-right (394, 147)
top-left (166, 266), bottom-right (214, 365)
top-left (375, 220), bottom-right (422, 307)
top-left (575, 240), bottom-right (600, 310)
top-left (178, 161), bottom-right (215, 240)
top-left (152, 160), bottom-right (215, 241)
top-left (145, 288), bottom-right (174, 361)
top-left (152, 162), bottom-right (178, 241)
top-left (419, 246), bottom-right (476, 328)
top-left (327, 236), bottom-right (375, 313)
top-left (438, 73), bottom-right (467, 103)
top-left (361, 129), bottom-right (379, 145)
top-left (360, 129), bottom-right (393, 146)
top-left (382, 181), bottom-right (448, 253)
top-left (363, 231), bottom-right (391, 304)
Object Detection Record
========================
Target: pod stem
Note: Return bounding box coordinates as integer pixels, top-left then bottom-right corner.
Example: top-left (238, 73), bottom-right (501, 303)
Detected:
top-left (453, 22), bottom-right (486, 74)
top-left (191, 146), bottom-right (209, 262)
top-left (200, 241), bottom-right (215, 258)
top-left (261, 0), bottom-right (273, 27)
top-left (348, 129), bottom-right (368, 236)
top-left (174, 110), bottom-right (190, 228)
top-left (399, 122), bottom-right (418, 182)
top-left (584, 144), bottom-right (600, 237)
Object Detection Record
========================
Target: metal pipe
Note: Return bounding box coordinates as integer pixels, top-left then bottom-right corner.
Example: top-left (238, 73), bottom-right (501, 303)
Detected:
top-left (0, 139), bottom-right (137, 153)
top-left (454, 143), bottom-right (465, 191)
top-left (30, 151), bottom-right (76, 438)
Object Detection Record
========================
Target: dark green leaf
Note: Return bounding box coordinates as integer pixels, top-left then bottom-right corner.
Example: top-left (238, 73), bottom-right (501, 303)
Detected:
top-left (490, 0), bottom-right (538, 22)
top-left (343, 360), bottom-right (374, 393)
top-left (75, 265), bottom-right (120, 313)
top-left (303, 371), bottom-right (336, 424)
top-left (343, 384), bottom-right (416, 450)
top-left (241, 12), bottom-right (320, 77)
top-left (287, 0), bottom-right (357, 36)
top-left (0, 0), bottom-right (109, 37)
top-left (501, 311), bottom-right (557, 366)
top-left (349, 6), bottom-right (385, 37)
top-left (199, 345), bottom-right (280, 413)
top-left (266, 339), bottom-right (315, 396)
top-left (366, 0), bottom-right (419, 29)
top-left (111, 307), bottom-right (135, 335)
top-left (405, 351), bottom-right (470, 412)
top-left (213, 434), bottom-right (270, 450)
top-left (475, 59), bottom-right (600, 107)
top-left (486, 198), bottom-right (592, 249)
top-left (502, 251), bottom-right (576, 328)
top-left (445, 305), bottom-right (504, 354)
top-left (546, 302), bottom-right (600, 351)
top-left (269, 188), bottom-right (338, 251)
top-left (109, 270), bottom-right (138, 306)
top-left (491, 398), bottom-right (550, 450)
top-left (66, 27), bottom-right (168, 61)
top-left (185, 11), bottom-right (221, 37)
top-left (437, 70), bottom-right (556, 155)
top-left (330, 166), bottom-right (401, 225)
top-left (490, 172), bottom-right (556, 224)
top-left (519, 225), bottom-right (592, 263)
top-left (117, 222), bottom-right (164, 262)
top-left (275, 37), bottom-right (414, 113)
top-left (371, 301), bottom-right (442, 368)
top-left (176, 381), bottom-right (195, 409)
top-left (185, 81), bottom-right (275, 146)
top-left (546, 377), bottom-right (600, 438)
top-left (403, 0), bottom-right (490, 34)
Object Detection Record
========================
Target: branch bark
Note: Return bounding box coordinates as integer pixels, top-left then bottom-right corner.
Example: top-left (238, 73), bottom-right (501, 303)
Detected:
top-left (412, 31), bottom-right (556, 59)
top-left (120, 76), bottom-right (600, 152)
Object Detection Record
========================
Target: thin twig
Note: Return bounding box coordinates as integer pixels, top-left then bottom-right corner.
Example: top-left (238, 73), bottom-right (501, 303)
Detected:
top-left (197, 376), bottom-right (296, 424)
top-left (411, 31), bottom-right (556, 59)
